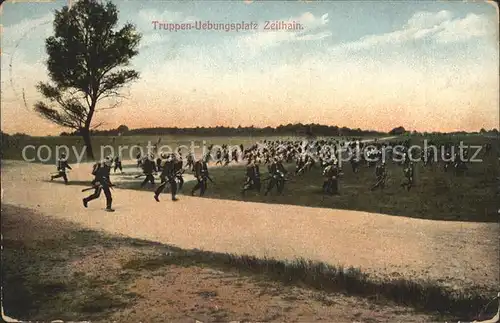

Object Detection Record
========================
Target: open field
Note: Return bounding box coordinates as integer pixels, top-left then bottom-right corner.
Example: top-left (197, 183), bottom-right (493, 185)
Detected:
top-left (1, 134), bottom-right (499, 321)
top-left (1, 158), bottom-right (499, 318)
top-left (34, 134), bottom-right (500, 222)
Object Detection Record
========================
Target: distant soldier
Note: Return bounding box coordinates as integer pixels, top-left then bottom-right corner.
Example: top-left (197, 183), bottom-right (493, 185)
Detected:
top-left (140, 154), bottom-right (157, 187)
top-left (264, 157), bottom-right (287, 195)
top-left (191, 159), bottom-right (211, 196)
top-left (156, 155), bottom-right (163, 172)
top-left (371, 161), bottom-right (387, 191)
top-left (223, 149), bottom-right (230, 166)
top-left (350, 155), bottom-right (360, 173)
top-left (241, 159), bottom-right (261, 195)
top-left (295, 155), bottom-right (305, 175)
top-left (401, 162), bottom-right (415, 191)
top-left (215, 149), bottom-right (223, 166)
top-left (174, 153), bottom-right (185, 190)
top-left (50, 152), bottom-right (72, 184)
top-left (231, 148), bottom-right (239, 163)
top-left (154, 153), bottom-right (178, 202)
top-left (186, 152), bottom-right (195, 171)
top-left (113, 156), bottom-right (123, 173)
top-left (322, 162), bottom-right (339, 195)
top-left (83, 156), bottom-right (114, 212)
top-left (136, 152), bottom-right (142, 168)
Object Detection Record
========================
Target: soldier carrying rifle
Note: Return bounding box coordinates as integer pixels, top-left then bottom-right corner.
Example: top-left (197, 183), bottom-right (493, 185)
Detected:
top-left (370, 161), bottom-right (387, 191)
top-left (322, 161), bottom-right (340, 195)
top-left (82, 156), bottom-right (114, 212)
top-left (241, 158), bottom-right (261, 195)
top-left (140, 154), bottom-right (157, 187)
top-left (50, 152), bottom-right (72, 184)
top-left (191, 158), bottom-right (213, 196)
top-left (264, 157), bottom-right (287, 196)
top-left (154, 153), bottom-right (179, 202)
top-left (401, 162), bottom-right (415, 191)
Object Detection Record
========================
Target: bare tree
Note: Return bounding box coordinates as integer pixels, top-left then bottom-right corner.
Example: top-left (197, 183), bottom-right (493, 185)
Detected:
top-left (34, 0), bottom-right (141, 159)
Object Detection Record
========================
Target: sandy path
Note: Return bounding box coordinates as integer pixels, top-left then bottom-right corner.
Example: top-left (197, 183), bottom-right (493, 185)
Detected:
top-left (1, 160), bottom-right (498, 291)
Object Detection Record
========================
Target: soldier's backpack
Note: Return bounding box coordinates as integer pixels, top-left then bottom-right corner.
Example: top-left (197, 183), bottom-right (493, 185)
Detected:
top-left (91, 162), bottom-right (101, 176)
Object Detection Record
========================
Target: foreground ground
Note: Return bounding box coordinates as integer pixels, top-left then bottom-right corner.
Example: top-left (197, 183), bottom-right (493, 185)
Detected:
top-left (3, 205), bottom-right (443, 322)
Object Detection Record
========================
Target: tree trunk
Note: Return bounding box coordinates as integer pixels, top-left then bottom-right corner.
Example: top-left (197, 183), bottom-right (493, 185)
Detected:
top-left (81, 128), bottom-right (95, 160)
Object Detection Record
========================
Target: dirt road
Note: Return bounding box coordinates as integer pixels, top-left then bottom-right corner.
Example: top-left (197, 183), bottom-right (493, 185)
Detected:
top-left (1, 160), bottom-right (498, 291)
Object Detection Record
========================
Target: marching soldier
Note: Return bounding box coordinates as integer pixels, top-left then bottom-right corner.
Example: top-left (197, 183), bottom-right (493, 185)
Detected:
top-left (401, 162), bottom-right (415, 191)
top-left (371, 161), bottom-right (387, 191)
top-left (174, 153), bottom-right (185, 190)
top-left (223, 149), bottom-right (230, 166)
top-left (83, 156), bottom-right (114, 212)
top-left (215, 149), bottom-right (223, 166)
top-left (264, 157), bottom-right (287, 196)
top-left (140, 154), bottom-right (157, 187)
top-left (50, 152), bottom-right (72, 184)
top-left (154, 153), bottom-right (178, 202)
top-left (113, 156), bottom-right (123, 173)
top-left (156, 155), bottom-right (163, 172)
top-left (136, 152), bottom-right (142, 168)
top-left (350, 154), bottom-right (360, 173)
top-left (186, 152), bottom-right (195, 171)
top-left (322, 161), bottom-right (339, 195)
top-left (241, 158), bottom-right (261, 195)
top-left (191, 158), bottom-right (211, 196)
top-left (443, 149), bottom-right (453, 172)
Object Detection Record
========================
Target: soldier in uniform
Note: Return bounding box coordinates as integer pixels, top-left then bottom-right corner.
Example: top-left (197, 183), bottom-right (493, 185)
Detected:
top-left (140, 154), bottom-right (157, 187)
top-left (174, 153), bottom-right (184, 190)
top-left (231, 148), bottom-right (239, 163)
top-left (136, 152), bottom-right (142, 168)
top-left (443, 148), bottom-right (453, 172)
top-left (215, 149), bottom-right (223, 166)
top-left (371, 161), bottom-right (387, 191)
top-left (83, 156), bottom-right (114, 212)
top-left (350, 154), bottom-right (360, 173)
top-left (401, 162), bottom-right (415, 191)
top-left (264, 157), bottom-right (287, 195)
top-left (154, 153), bottom-right (178, 202)
top-left (322, 161), bottom-right (339, 195)
top-left (113, 156), bottom-right (123, 173)
top-left (241, 158), bottom-right (261, 195)
top-left (156, 155), bottom-right (163, 172)
top-left (50, 152), bottom-right (72, 184)
top-left (191, 158), bottom-right (210, 196)
top-left (186, 152), bottom-right (195, 171)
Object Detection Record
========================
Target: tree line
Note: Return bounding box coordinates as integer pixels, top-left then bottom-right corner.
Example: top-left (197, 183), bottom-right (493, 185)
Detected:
top-left (60, 124), bottom-right (384, 137)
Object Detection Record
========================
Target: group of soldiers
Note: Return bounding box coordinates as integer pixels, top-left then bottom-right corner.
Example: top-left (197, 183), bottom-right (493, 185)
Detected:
top-left (49, 137), bottom-right (483, 211)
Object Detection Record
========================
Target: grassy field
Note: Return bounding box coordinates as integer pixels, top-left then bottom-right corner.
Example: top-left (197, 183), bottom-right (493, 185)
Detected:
top-left (3, 204), bottom-right (496, 322)
top-left (22, 133), bottom-right (498, 222)
top-left (106, 135), bottom-right (499, 223)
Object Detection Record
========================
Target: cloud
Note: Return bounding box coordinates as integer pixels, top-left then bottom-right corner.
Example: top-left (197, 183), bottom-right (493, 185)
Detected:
top-left (137, 33), bottom-right (171, 50)
top-left (406, 10), bottom-right (453, 29)
top-left (1, 12), bottom-right (53, 53)
top-left (331, 10), bottom-right (496, 53)
top-left (434, 13), bottom-right (495, 43)
top-left (240, 12), bottom-right (331, 52)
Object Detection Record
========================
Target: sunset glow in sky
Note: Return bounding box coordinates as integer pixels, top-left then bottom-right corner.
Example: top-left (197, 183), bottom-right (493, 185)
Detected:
top-left (1, 0), bottom-right (498, 135)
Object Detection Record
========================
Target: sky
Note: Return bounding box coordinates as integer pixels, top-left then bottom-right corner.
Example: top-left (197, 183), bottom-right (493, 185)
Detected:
top-left (1, 0), bottom-right (498, 136)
